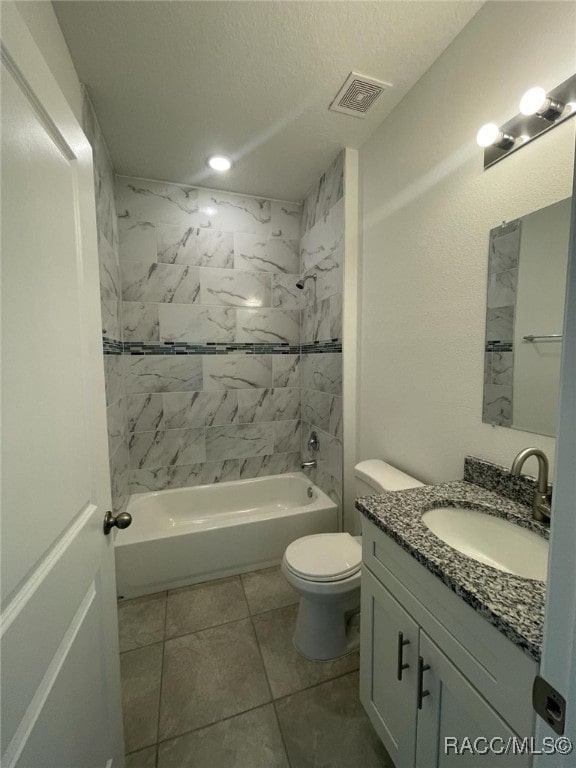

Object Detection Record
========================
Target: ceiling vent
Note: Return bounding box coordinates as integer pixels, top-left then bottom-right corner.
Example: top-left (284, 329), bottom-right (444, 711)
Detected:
top-left (329, 72), bottom-right (391, 119)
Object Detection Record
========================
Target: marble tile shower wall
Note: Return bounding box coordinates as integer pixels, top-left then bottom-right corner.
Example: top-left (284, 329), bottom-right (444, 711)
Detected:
top-left (115, 176), bottom-right (304, 492)
top-left (483, 221), bottom-right (520, 428)
top-left (299, 153), bottom-right (344, 509)
top-left (83, 96), bottom-right (130, 515)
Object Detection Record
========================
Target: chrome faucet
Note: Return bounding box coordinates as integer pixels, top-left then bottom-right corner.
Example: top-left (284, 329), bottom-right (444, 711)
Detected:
top-left (510, 448), bottom-right (552, 523)
top-left (301, 431), bottom-right (320, 470)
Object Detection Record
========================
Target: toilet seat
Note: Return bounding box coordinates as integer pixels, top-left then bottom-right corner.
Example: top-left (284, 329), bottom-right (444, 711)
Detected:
top-left (283, 533), bottom-right (362, 583)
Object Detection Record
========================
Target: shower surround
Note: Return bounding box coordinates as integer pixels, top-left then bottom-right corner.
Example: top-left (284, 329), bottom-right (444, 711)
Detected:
top-left (83, 96), bottom-right (130, 516)
top-left (299, 154), bottom-right (344, 510)
top-left (115, 176), bottom-right (304, 493)
top-left (88, 130), bottom-right (345, 513)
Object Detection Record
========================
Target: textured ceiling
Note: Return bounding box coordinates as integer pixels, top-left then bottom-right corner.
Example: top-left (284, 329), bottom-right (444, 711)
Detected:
top-left (53, 1), bottom-right (482, 201)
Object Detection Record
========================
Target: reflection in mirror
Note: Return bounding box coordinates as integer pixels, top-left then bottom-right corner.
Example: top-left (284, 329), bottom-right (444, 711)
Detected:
top-left (483, 197), bottom-right (571, 437)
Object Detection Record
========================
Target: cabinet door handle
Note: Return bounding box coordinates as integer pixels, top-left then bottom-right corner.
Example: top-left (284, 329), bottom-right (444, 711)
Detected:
top-left (396, 632), bottom-right (410, 681)
top-left (417, 656), bottom-right (431, 709)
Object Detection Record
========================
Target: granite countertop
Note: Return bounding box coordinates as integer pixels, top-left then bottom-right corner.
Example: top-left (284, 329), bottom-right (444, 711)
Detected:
top-left (356, 479), bottom-right (549, 662)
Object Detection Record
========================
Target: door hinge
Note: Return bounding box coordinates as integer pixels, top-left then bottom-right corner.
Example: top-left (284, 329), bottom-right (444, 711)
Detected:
top-left (532, 675), bottom-right (566, 735)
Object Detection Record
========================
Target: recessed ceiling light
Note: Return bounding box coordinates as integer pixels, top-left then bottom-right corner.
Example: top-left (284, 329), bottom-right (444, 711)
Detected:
top-left (207, 155), bottom-right (232, 172)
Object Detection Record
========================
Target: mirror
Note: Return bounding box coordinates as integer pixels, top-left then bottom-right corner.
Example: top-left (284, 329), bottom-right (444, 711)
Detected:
top-left (482, 197), bottom-right (571, 437)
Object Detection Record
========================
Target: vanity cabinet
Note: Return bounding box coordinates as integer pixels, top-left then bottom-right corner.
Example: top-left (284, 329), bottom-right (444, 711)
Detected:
top-left (415, 633), bottom-right (526, 767)
top-left (360, 521), bottom-right (537, 768)
top-left (361, 568), bottom-right (419, 768)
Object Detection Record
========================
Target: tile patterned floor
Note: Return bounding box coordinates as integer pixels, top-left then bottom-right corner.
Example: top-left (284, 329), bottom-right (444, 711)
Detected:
top-left (118, 566), bottom-right (393, 768)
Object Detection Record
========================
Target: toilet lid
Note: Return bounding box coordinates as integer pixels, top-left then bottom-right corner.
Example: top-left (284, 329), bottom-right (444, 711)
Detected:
top-left (284, 533), bottom-right (362, 582)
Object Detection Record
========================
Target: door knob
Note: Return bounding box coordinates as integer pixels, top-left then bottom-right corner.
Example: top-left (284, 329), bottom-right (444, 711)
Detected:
top-left (103, 510), bottom-right (132, 536)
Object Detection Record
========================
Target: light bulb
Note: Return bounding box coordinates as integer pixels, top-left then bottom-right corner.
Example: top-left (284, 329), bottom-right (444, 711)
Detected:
top-left (476, 123), bottom-right (515, 150)
top-left (476, 123), bottom-right (500, 147)
top-left (519, 87), bottom-right (564, 120)
top-left (207, 155), bottom-right (232, 172)
top-left (519, 87), bottom-right (547, 116)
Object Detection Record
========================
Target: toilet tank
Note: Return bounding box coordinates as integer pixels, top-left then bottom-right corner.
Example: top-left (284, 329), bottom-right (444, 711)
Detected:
top-left (354, 459), bottom-right (424, 496)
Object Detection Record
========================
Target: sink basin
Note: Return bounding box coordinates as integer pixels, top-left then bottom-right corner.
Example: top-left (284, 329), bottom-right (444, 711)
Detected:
top-left (421, 507), bottom-right (549, 581)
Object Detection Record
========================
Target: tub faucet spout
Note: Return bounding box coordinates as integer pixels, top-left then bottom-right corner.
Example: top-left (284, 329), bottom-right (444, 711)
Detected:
top-left (301, 460), bottom-right (317, 469)
top-left (510, 448), bottom-right (552, 523)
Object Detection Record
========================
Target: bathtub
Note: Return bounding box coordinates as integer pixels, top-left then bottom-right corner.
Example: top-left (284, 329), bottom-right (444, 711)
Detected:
top-left (115, 472), bottom-right (338, 598)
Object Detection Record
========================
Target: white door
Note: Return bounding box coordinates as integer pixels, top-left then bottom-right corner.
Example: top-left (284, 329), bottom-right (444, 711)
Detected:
top-left (533, 162), bottom-right (576, 764)
top-left (0, 4), bottom-right (124, 767)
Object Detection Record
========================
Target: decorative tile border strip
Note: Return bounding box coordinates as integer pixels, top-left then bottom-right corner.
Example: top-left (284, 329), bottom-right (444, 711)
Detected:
top-left (102, 338), bottom-right (342, 356)
top-left (485, 341), bottom-right (513, 352)
top-left (301, 340), bottom-right (342, 354)
top-left (103, 337), bottom-right (123, 355)
top-left (124, 341), bottom-right (302, 355)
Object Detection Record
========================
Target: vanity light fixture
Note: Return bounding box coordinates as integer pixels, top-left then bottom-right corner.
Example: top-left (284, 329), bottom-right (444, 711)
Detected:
top-left (476, 123), bottom-right (515, 149)
top-left (207, 155), bottom-right (232, 172)
top-left (478, 73), bottom-right (576, 170)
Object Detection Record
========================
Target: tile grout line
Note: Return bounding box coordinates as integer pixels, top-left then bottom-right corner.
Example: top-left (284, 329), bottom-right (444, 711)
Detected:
top-left (121, 569), bottom-right (358, 763)
top-left (128, 667), bottom-right (376, 766)
top-left (240, 574), bottom-right (294, 767)
top-left (238, 575), bottom-right (274, 703)
top-left (153, 594), bottom-right (169, 767)
top-left (153, 701), bottom-right (282, 749)
top-left (273, 667), bottom-right (360, 705)
top-left (271, 697), bottom-right (294, 768)
top-left (242, 575), bottom-right (360, 764)
top-left (128, 662), bottom-right (359, 759)
top-left (150, 578), bottom-right (278, 751)
top-left (238, 576), bottom-right (293, 768)
top-left (126, 579), bottom-right (290, 653)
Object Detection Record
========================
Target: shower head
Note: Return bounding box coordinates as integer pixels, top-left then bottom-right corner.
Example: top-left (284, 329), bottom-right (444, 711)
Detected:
top-left (296, 273), bottom-right (317, 290)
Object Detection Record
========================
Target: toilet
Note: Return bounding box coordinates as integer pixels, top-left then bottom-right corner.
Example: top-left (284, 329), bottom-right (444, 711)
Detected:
top-left (282, 460), bottom-right (423, 661)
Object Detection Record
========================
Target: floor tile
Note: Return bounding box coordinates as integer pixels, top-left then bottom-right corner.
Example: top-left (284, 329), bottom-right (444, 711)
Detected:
top-left (165, 576), bottom-right (248, 638)
top-left (157, 704), bottom-right (289, 768)
top-left (276, 672), bottom-right (393, 768)
top-left (118, 592), bottom-right (167, 652)
top-left (252, 604), bottom-right (359, 699)
top-left (125, 745), bottom-right (157, 768)
top-left (120, 643), bottom-right (163, 753)
top-left (241, 566), bottom-right (299, 615)
top-left (159, 618), bottom-right (271, 740)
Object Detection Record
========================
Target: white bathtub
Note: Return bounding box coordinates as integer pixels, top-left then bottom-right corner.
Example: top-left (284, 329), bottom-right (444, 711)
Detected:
top-left (115, 472), bottom-right (338, 598)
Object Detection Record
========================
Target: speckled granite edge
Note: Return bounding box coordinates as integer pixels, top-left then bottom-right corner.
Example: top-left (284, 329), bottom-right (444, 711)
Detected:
top-left (464, 455), bottom-right (552, 508)
top-left (356, 481), bottom-right (548, 662)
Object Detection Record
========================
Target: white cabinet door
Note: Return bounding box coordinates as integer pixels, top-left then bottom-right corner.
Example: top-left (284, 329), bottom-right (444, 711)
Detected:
top-left (416, 632), bottom-right (531, 768)
top-left (360, 568), bottom-right (419, 768)
top-left (0, 3), bottom-right (124, 767)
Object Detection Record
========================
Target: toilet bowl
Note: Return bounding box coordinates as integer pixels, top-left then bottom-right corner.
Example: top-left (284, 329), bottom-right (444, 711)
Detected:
top-left (282, 533), bottom-right (362, 661)
top-left (283, 460), bottom-right (424, 661)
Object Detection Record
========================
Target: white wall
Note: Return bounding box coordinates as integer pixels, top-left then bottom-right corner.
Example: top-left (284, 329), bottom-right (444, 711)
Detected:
top-left (359, 1), bottom-right (575, 484)
top-left (14, 1), bottom-right (83, 123)
top-left (513, 198), bottom-right (571, 436)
